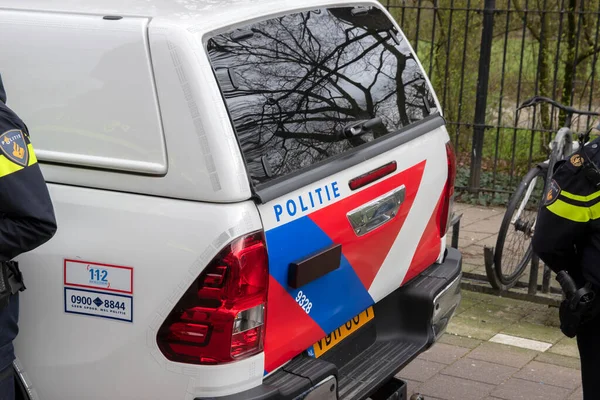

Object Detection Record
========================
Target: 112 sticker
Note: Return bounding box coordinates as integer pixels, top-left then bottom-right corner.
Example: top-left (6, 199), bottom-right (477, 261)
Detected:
top-left (64, 259), bottom-right (133, 294)
top-left (89, 267), bottom-right (108, 284)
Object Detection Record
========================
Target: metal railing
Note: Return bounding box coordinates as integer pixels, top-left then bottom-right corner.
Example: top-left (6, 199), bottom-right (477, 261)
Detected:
top-left (384, 0), bottom-right (600, 203)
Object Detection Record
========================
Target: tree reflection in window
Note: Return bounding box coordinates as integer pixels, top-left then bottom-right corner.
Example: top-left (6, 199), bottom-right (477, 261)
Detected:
top-left (207, 6), bottom-right (437, 185)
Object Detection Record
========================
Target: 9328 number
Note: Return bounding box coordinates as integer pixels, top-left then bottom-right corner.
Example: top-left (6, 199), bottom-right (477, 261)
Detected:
top-left (295, 291), bottom-right (312, 314)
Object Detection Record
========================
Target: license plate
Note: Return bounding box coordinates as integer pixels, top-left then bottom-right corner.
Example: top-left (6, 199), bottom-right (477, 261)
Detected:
top-left (310, 306), bottom-right (374, 358)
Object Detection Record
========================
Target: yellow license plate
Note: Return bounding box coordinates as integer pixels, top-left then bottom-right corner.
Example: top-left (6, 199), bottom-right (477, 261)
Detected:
top-left (311, 306), bottom-right (374, 358)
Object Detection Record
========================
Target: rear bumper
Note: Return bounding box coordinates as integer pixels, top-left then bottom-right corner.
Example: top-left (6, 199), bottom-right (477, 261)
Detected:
top-left (197, 247), bottom-right (462, 400)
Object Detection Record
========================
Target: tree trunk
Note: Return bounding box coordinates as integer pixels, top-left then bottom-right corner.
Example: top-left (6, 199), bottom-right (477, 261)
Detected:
top-left (560, 0), bottom-right (577, 127)
top-left (538, 7), bottom-right (552, 152)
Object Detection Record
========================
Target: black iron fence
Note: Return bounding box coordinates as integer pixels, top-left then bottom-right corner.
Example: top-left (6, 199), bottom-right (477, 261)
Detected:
top-left (383, 0), bottom-right (600, 206)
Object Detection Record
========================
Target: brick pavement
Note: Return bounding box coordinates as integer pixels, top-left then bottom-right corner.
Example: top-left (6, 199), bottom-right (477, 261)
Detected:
top-left (453, 202), bottom-right (505, 275)
top-left (395, 290), bottom-right (583, 400)
top-left (451, 202), bottom-right (561, 292)
top-left (389, 202), bottom-right (584, 399)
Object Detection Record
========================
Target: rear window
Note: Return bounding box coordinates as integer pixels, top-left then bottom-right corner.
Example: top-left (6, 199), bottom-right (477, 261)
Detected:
top-left (206, 6), bottom-right (438, 186)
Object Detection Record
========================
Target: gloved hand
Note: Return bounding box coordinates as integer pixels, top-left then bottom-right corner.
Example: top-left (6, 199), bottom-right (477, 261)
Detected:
top-left (556, 271), bottom-right (597, 338)
top-left (558, 299), bottom-right (580, 338)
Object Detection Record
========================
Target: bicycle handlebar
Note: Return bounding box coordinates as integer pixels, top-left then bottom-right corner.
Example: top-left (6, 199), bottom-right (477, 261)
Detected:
top-left (517, 96), bottom-right (600, 117)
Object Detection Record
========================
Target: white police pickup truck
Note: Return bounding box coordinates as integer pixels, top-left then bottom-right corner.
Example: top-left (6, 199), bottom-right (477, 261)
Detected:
top-left (0, 0), bottom-right (462, 399)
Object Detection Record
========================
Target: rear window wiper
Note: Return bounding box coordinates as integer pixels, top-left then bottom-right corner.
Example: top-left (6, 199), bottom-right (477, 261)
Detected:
top-left (342, 117), bottom-right (383, 138)
top-left (351, 6), bottom-right (373, 16)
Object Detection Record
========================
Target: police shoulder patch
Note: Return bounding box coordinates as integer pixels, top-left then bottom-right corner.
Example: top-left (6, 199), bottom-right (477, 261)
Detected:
top-left (570, 153), bottom-right (584, 167)
top-left (544, 179), bottom-right (561, 206)
top-left (0, 129), bottom-right (29, 167)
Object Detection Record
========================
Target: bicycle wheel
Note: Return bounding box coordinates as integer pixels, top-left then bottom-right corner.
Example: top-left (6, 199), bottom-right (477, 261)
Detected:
top-left (493, 164), bottom-right (547, 288)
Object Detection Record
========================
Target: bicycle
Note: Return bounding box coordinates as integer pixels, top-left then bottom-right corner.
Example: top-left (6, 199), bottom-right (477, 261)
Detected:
top-left (486, 96), bottom-right (600, 290)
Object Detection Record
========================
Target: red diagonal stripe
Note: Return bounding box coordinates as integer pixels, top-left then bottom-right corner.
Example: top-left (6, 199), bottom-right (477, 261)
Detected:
top-left (309, 161), bottom-right (426, 290)
top-left (401, 188), bottom-right (444, 285)
top-left (264, 276), bottom-right (325, 373)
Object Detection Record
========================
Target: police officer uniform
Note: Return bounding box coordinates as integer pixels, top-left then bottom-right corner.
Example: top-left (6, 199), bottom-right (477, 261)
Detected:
top-left (532, 135), bottom-right (600, 399)
top-left (0, 75), bottom-right (57, 399)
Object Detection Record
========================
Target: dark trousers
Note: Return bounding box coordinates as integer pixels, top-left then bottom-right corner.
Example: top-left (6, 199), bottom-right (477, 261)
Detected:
top-left (0, 365), bottom-right (13, 400)
top-left (577, 305), bottom-right (600, 399)
top-left (0, 294), bottom-right (18, 400)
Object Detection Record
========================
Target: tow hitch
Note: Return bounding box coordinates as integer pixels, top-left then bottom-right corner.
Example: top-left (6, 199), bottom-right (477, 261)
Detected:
top-left (367, 377), bottom-right (408, 400)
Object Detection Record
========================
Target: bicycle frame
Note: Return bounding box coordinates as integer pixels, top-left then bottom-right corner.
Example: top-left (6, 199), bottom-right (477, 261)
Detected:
top-left (510, 126), bottom-right (574, 229)
top-left (489, 96), bottom-right (600, 292)
top-left (553, 127), bottom-right (576, 156)
top-left (511, 174), bottom-right (539, 226)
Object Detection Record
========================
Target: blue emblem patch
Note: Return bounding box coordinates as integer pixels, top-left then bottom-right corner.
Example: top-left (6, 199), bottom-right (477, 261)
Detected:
top-left (544, 179), bottom-right (561, 206)
top-left (0, 129), bottom-right (29, 167)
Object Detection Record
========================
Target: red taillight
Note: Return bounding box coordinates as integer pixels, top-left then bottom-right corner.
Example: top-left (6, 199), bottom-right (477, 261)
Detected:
top-left (157, 232), bottom-right (269, 365)
top-left (349, 161), bottom-right (397, 190)
top-left (440, 141), bottom-right (456, 236)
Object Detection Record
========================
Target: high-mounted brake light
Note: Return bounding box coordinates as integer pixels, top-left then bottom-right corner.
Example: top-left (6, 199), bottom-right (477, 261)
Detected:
top-left (439, 141), bottom-right (456, 236)
top-left (157, 232), bottom-right (269, 365)
top-left (349, 161), bottom-right (397, 190)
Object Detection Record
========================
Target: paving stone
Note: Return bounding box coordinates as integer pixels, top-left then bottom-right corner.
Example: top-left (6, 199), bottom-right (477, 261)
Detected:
top-left (535, 352), bottom-right (581, 370)
top-left (461, 241), bottom-right (486, 253)
top-left (463, 216), bottom-right (505, 234)
top-left (491, 377), bottom-right (572, 400)
top-left (462, 291), bottom-right (491, 302)
top-left (456, 296), bottom-right (479, 314)
top-left (500, 321), bottom-right (564, 344)
top-left (417, 342), bottom-right (470, 365)
top-left (463, 255), bottom-right (486, 269)
top-left (440, 358), bottom-right (518, 385)
top-left (446, 314), bottom-right (512, 341)
top-left (461, 248), bottom-right (486, 265)
top-left (461, 229), bottom-right (496, 240)
top-left (472, 266), bottom-right (489, 276)
top-left (479, 233), bottom-right (501, 247)
top-left (454, 202), bottom-right (474, 212)
top-left (490, 303), bottom-right (537, 319)
top-left (459, 207), bottom-right (504, 227)
top-left (548, 337), bottom-right (580, 359)
top-left (567, 387), bottom-right (583, 400)
top-left (418, 374), bottom-right (495, 400)
top-left (467, 341), bottom-right (538, 368)
top-left (489, 333), bottom-right (552, 352)
top-left (397, 358), bottom-right (445, 382)
top-left (514, 361), bottom-right (581, 390)
top-left (462, 291), bottom-right (529, 310)
top-left (522, 307), bottom-right (561, 328)
top-left (460, 237), bottom-right (481, 249)
top-left (462, 263), bottom-right (483, 273)
top-left (438, 333), bottom-right (483, 349)
top-left (459, 302), bottom-right (524, 323)
top-left (459, 230), bottom-right (496, 248)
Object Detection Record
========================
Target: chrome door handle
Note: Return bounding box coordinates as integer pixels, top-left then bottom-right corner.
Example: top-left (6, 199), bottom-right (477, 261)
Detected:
top-left (346, 186), bottom-right (406, 236)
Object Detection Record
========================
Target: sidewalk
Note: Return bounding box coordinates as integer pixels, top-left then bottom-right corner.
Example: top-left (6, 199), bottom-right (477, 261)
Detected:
top-left (452, 202), bottom-right (561, 293)
top-left (390, 202), bottom-right (584, 399)
top-left (454, 202), bottom-right (505, 275)
top-left (395, 290), bottom-right (582, 400)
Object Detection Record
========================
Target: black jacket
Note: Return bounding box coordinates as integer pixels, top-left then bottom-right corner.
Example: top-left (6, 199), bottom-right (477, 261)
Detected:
top-left (532, 136), bottom-right (600, 288)
top-left (0, 74), bottom-right (57, 262)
